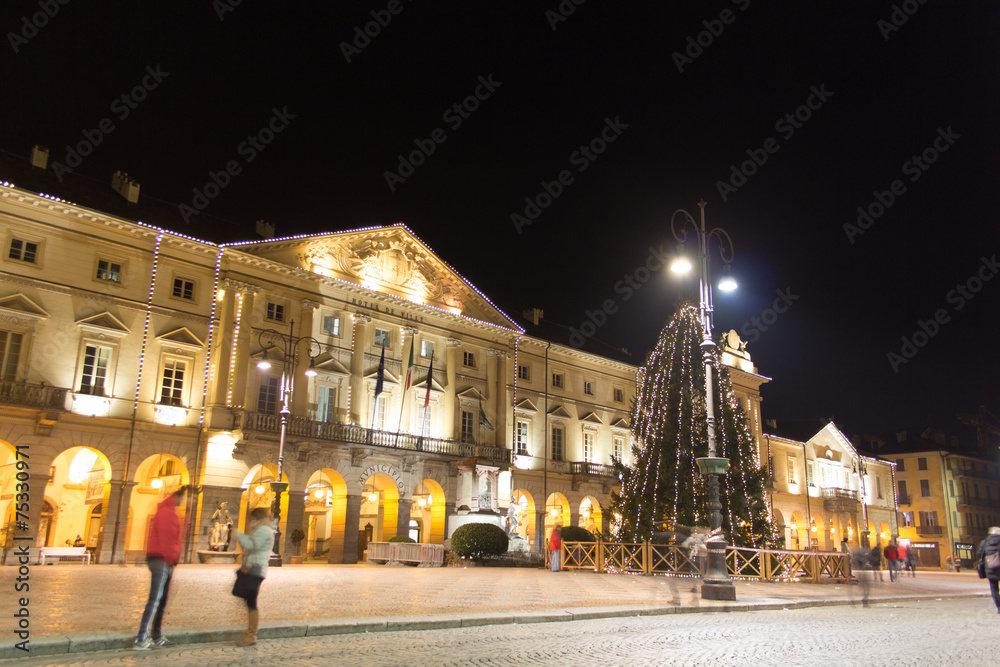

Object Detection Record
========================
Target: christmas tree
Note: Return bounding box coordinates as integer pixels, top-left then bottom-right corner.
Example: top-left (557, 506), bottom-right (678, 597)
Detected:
top-left (610, 303), bottom-right (776, 548)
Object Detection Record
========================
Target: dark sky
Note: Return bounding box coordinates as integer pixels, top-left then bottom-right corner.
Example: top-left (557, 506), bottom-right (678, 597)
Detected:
top-left (3, 2), bottom-right (999, 440)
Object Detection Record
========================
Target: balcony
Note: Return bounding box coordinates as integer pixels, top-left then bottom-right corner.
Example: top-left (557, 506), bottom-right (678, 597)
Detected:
top-left (954, 464), bottom-right (1000, 482)
top-left (916, 524), bottom-right (943, 536)
top-left (240, 412), bottom-right (512, 465)
top-left (956, 495), bottom-right (996, 509)
top-left (896, 493), bottom-right (911, 505)
top-left (570, 461), bottom-right (618, 478)
top-left (0, 380), bottom-right (68, 410)
top-left (821, 487), bottom-right (859, 513)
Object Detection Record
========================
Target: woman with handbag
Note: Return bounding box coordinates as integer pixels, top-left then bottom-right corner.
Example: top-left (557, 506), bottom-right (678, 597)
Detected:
top-left (977, 526), bottom-right (1000, 613)
top-left (233, 507), bottom-right (275, 645)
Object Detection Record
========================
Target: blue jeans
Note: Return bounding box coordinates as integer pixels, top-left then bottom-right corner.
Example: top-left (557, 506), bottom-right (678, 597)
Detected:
top-left (137, 558), bottom-right (174, 640)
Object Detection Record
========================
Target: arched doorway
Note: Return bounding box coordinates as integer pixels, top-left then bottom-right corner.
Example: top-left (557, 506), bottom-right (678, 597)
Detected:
top-left (578, 497), bottom-right (601, 535)
top-left (544, 492), bottom-right (570, 546)
top-left (358, 472), bottom-right (400, 560)
top-left (43, 447), bottom-right (111, 555)
top-left (510, 489), bottom-right (536, 548)
top-left (239, 464), bottom-right (289, 538)
top-left (409, 478), bottom-right (446, 544)
top-left (301, 468), bottom-right (348, 562)
top-left (789, 511), bottom-right (805, 550)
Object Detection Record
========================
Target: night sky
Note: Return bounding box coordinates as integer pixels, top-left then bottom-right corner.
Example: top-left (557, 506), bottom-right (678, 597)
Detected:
top-left (3, 2), bottom-right (998, 441)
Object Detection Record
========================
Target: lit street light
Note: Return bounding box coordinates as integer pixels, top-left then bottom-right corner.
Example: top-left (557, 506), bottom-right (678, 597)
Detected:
top-left (256, 320), bottom-right (322, 566)
top-left (670, 199), bottom-right (737, 601)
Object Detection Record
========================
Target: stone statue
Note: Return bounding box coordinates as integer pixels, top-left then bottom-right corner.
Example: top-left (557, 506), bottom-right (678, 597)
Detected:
top-left (506, 504), bottom-right (519, 537)
top-left (209, 502), bottom-right (233, 552)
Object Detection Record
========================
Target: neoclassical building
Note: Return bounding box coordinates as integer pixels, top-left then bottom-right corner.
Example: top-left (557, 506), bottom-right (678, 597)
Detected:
top-left (0, 151), bottom-right (780, 565)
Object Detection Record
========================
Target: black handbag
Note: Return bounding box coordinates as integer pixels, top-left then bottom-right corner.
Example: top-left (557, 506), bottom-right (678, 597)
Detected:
top-left (978, 554), bottom-right (987, 579)
top-left (232, 569), bottom-right (258, 598)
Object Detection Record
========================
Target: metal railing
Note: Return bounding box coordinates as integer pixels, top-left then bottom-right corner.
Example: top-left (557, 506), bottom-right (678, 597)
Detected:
top-left (897, 493), bottom-right (911, 505)
top-left (570, 461), bottom-right (618, 478)
top-left (956, 495), bottom-right (995, 508)
top-left (821, 488), bottom-right (858, 501)
top-left (556, 540), bottom-right (851, 583)
top-left (0, 380), bottom-right (68, 410)
top-left (241, 412), bottom-right (512, 465)
top-left (916, 525), bottom-right (943, 536)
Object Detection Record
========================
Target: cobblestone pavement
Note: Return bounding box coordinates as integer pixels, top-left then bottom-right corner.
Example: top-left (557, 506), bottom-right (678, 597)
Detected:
top-left (0, 564), bottom-right (986, 661)
top-left (5, 597), bottom-right (999, 666)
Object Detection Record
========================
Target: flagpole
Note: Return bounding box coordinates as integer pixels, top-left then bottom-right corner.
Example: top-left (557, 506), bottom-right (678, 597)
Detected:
top-left (395, 333), bottom-right (415, 447)
top-left (420, 356), bottom-right (433, 445)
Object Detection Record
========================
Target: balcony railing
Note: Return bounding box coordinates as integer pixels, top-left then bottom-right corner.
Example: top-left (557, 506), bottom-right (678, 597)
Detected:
top-left (916, 524), bottom-right (943, 536)
top-left (0, 380), bottom-right (68, 410)
top-left (821, 488), bottom-right (858, 501)
top-left (570, 461), bottom-right (618, 478)
top-left (241, 412), bottom-right (512, 465)
top-left (954, 464), bottom-right (1000, 481)
top-left (956, 495), bottom-right (996, 508)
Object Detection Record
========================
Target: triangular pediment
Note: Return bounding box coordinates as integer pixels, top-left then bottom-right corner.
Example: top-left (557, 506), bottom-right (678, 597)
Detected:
top-left (611, 417), bottom-right (630, 429)
top-left (364, 369), bottom-right (399, 385)
top-left (515, 398), bottom-right (538, 414)
top-left (457, 387), bottom-right (486, 401)
top-left (156, 327), bottom-right (204, 350)
top-left (548, 405), bottom-right (571, 419)
top-left (229, 224), bottom-right (522, 331)
top-left (76, 311), bottom-right (129, 336)
top-left (581, 412), bottom-right (603, 425)
top-left (0, 293), bottom-right (49, 320)
top-left (309, 353), bottom-right (351, 377)
top-left (412, 368), bottom-right (445, 392)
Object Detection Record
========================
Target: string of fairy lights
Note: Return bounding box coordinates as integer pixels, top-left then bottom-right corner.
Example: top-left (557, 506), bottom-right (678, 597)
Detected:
top-left (617, 304), bottom-right (775, 547)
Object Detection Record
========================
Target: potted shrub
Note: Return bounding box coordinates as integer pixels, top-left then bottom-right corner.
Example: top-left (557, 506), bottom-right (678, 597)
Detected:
top-left (289, 528), bottom-right (305, 564)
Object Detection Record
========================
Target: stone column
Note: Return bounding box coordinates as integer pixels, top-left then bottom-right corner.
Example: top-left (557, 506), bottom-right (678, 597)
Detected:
top-left (281, 486), bottom-right (305, 562)
top-left (231, 283), bottom-right (261, 412)
top-left (494, 349), bottom-right (509, 449)
top-left (342, 493), bottom-right (362, 564)
top-left (101, 479), bottom-right (136, 565)
top-left (396, 497), bottom-right (413, 539)
top-left (350, 315), bottom-right (370, 425)
top-left (443, 338), bottom-right (460, 438)
top-left (292, 301), bottom-right (319, 418)
top-left (457, 464), bottom-right (475, 511)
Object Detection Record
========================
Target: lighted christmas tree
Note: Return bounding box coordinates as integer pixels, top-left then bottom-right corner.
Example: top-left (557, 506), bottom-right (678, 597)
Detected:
top-left (610, 303), bottom-right (776, 548)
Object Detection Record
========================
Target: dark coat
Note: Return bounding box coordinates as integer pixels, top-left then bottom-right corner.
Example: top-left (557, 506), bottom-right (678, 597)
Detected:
top-left (978, 533), bottom-right (1000, 581)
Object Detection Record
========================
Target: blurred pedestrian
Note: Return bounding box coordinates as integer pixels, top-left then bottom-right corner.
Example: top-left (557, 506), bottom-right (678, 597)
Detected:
top-left (906, 546), bottom-right (918, 577)
top-left (884, 541), bottom-right (899, 582)
top-left (548, 525), bottom-right (562, 572)
top-left (853, 544), bottom-right (871, 607)
top-left (233, 507), bottom-right (276, 646)
top-left (977, 526), bottom-right (1000, 613)
top-left (869, 542), bottom-right (883, 582)
top-left (133, 485), bottom-right (188, 650)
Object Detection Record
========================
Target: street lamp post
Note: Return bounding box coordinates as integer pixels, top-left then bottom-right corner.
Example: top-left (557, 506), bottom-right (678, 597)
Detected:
top-left (256, 320), bottom-right (321, 567)
top-left (853, 457), bottom-right (870, 547)
top-left (670, 200), bottom-right (737, 601)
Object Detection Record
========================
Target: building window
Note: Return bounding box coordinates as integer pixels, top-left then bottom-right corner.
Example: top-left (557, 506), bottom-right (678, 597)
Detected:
top-left (583, 432), bottom-right (594, 462)
top-left (266, 302), bottom-right (285, 322)
top-left (463, 351), bottom-right (476, 368)
top-left (917, 457), bottom-right (928, 471)
top-left (613, 436), bottom-right (624, 462)
top-left (876, 476), bottom-right (883, 499)
top-left (8, 238), bottom-right (38, 263)
top-left (919, 510), bottom-right (938, 527)
top-left (515, 421), bottom-right (529, 456)
top-left (0, 331), bottom-right (23, 382)
top-left (172, 278), bottom-right (195, 300)
top-left (374, 328), bottom-right (390, 348)
top-left (551, 426), bottom-right (564, 461)
top-left (421, 340), bottom-right (435, 358)
top-left (900, 511), bottom-right (913, 527)
top-left (787, 455), bottom-right (797, 484)
top-left (417, 403), bottom-right (432, 436)
top-left (552, 373), bottom-right (563, 389)
top-left (373, 395), bottom-right (387, 430)
top-left (920, 479), bottom-right (930, 497)
top-left (807, 461), bottom-right (814, 486)
top-left (949, 479), bottom-right (955, 497)
top-left (613, 388), bottom-right (624, 403)
top-left (159, 359), bottom-right (186, 406)
top-left (461, 409), bottom-right (475, 443)
top-left (79, 344), bottom-right (112, 395)
top-left (96, 260), bottom-right (122, 283)
top-left (896, 458), bottom-right (905, 472)
top-left (321, 315), bottom-right (340, 336)
top-left (898, 480), bottom-right (908, 501)
top-left (518, 364), bottom-right (530, 381)
top-left (584, 381), bottom-right (594, 396)
top-left (257, 376), bottom-right (279, 414)
top-left (317, 385), bottom-right (338, 423)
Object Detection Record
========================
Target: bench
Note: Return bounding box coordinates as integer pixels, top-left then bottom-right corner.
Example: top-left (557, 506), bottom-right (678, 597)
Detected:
top-left (38, 546), bottom-right (91, 565)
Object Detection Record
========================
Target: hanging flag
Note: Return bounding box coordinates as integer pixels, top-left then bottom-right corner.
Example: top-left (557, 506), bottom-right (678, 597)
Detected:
top-left (374, 344), bottom-right (385, 397)
top-left (479, 401), bottom-right (495, 432)
top-left (404, 343), bottom-right (415, 392)
top-left (423, 357), bottom-right (434, 407)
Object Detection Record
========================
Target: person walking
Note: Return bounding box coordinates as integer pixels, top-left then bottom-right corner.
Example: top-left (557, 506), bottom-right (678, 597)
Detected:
top-left (133, 485), bottom-right (188, 650)
top-left (869, 542), bottom-right (883, 582)
top-left (978, 526), bottom-right (1000, 613)
top-left (884, 541), bottom-right (899, 582)
top-left (840, 537), bottom-right (850, 554)
top-left (548, 525), bottom-right (562, 572)
top-left (233, 507), bottom-right (276, 646)
top-left (905, 545), bottom-right (918, 577)
top-left (896, 542), bottom-right (908, 577)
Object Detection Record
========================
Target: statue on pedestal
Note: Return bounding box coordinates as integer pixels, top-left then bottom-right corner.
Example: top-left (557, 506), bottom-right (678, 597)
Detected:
top-left (209, 502), bottom-right (233, 552)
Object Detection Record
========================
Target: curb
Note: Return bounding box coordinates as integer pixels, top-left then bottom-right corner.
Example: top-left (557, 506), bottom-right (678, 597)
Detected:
top-left (1, 591), bottom-right (988, 660)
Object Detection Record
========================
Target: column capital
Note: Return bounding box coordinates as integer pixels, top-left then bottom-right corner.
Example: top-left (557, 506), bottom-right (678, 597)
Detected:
top-left (221, 279), bottom-right (260, 294)
top-left (301, 299), bottom-right (320, 311)
top-left (401, 326), bottom-right (418, 336)
top-left (446, 337), bottom-right (462, 347)
top-left (353, 313), bottom-right (372, 324)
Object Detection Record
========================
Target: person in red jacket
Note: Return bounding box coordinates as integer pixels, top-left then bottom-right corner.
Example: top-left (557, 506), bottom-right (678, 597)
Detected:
top-left (134, 486), bottom-right (188, 650)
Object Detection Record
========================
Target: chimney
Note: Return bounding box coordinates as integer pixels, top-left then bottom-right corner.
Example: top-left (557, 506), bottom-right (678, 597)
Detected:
top-left (30, 145), bottom-right (49, 170)
top-left (523, 308), bottom-right (543, 325)
top-left (256, 219), bottom-right (275, 239)
top-left (111, 171), bottom-right (140, 204)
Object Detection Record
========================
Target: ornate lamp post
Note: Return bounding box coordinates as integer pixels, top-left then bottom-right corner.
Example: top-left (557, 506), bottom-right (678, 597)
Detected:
top-left (670, 200), bottom-right (737, 601)
top-left (853, 457), bottom-right (870, 547)
top-left (256, 320), bottom-right (321, 566)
